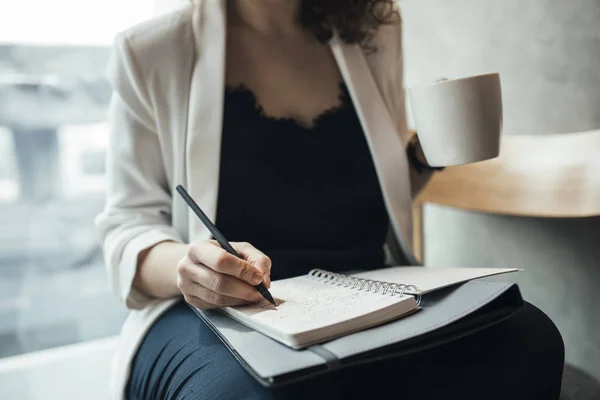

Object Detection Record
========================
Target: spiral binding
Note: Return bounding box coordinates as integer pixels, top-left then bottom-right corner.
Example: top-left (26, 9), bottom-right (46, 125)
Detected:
top-left (308, 269), bottom-right (422, 306)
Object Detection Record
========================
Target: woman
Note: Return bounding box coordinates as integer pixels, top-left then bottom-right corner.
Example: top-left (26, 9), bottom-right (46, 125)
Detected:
top-left (96, 0), bottom-right (565, 399)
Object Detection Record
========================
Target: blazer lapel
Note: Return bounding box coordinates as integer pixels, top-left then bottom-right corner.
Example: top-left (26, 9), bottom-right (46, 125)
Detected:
top-left (186, 0), bottom-right (227, 241)
top-left (329, 35), bottom-right (416, 263)
top-left (183, 5), bottom-right (415, 261)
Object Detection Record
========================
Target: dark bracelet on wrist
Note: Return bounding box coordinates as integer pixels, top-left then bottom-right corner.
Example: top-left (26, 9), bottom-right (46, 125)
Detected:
top-left (406, 135), bottom-right (445, 173)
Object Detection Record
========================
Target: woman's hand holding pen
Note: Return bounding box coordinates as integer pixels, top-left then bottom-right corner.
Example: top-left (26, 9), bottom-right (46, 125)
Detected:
top-left (177, 240), bottom-right (272, 309)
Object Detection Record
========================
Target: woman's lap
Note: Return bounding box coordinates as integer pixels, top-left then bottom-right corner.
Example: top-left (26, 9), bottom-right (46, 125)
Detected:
top-left (127, 300), bottom-right (564, 400)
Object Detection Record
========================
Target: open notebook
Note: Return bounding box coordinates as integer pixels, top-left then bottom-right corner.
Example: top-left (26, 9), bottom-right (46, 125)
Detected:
top-left (220, 266), bottom-right (518, 349)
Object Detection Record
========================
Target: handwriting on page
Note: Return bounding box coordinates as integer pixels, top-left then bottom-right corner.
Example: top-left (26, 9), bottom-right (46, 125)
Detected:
top-left (231, 276), bottom-right (401, 334)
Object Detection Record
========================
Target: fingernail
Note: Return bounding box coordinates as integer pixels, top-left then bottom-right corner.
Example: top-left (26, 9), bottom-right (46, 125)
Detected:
top-left (252, 271), bottom-right (263, 284)
top-left (264, 273), bottom-right (271, 288)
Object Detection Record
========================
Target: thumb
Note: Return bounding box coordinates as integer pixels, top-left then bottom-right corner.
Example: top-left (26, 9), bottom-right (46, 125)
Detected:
top-left (253, 256), bottom-right (271, 288)
top-left (232, 242), bottom-right (272, 288)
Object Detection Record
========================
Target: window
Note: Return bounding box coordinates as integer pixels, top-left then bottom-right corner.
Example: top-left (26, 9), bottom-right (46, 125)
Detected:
top-left (0, 1), bottom-right (167, 358)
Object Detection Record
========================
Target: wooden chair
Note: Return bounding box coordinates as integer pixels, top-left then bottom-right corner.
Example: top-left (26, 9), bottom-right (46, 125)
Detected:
top-left (412, 128), bottom-right (600, 263)
top-left (411, 128), bottom-right (600, 398)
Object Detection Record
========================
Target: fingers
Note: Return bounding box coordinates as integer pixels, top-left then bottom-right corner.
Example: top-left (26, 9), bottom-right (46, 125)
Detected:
top-left (178, 240), bottom-right (273, 310)
top-left (178, 262), bottom-right (263, 303)
top-left (188, 241), bottom-right (271, 286)
top-left (233, 242), bottom-right (272, 288)
top-left (184, 290), bottom-right (249, 309)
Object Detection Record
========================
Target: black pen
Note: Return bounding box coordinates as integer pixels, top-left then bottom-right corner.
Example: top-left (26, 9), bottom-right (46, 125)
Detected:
top-left (176, 184), bottom-right (276, 306)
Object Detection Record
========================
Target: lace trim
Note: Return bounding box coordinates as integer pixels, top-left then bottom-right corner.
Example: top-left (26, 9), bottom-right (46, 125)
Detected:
top-left (224, 82), bottom-right (350, 130)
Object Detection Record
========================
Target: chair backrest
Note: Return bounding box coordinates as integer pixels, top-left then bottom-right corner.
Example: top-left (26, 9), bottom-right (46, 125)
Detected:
top-left (412, 129), bottom-right (600, 262)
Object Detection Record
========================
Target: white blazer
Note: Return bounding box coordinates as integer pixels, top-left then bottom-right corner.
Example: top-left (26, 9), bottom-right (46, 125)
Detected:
top-left (96, 1), bottom-right (430, 397)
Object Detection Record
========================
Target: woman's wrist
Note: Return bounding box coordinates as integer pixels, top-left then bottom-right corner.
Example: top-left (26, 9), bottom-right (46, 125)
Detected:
top-left (134, 240), bottom-right (187, 299)
top-left (406, 134), bottom-right (445, 173)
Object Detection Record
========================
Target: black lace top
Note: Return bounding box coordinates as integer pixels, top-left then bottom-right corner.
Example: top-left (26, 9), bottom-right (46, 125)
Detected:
top-left (215, 83), bottom-right (389, 280)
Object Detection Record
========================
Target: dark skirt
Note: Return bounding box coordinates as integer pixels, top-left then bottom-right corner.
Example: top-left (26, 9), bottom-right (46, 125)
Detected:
top-left (126, 300), bottom-right (564, 400)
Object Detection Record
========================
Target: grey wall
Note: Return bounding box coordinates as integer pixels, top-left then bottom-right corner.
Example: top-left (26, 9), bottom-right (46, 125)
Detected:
top-left (398, 0), bottom-right (600, 378)
top-left (400, 0), bottom-right (600, 134)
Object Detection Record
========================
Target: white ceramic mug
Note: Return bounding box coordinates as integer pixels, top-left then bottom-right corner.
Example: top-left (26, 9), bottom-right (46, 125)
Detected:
top-left (408, 73), bottom-right (503, 167)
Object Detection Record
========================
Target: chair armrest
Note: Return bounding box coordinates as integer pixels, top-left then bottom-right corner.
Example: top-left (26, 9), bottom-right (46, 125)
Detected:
top-left (416, 130), bottom-right (600, 218)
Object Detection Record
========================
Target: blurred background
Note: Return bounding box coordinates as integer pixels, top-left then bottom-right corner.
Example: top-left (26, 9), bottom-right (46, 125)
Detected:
top-left (0, 0), bottom-right (598, 398)
top-left (0, 0), bottom-right (159, 359)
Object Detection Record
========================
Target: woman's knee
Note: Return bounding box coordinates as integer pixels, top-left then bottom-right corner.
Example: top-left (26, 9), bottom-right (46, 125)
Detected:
top-left (521, 302), bottom-right (565, 366)
top-left (524, 303), bottom-right (564, 345)
top-left (175, 356), bottom-right (270, 400)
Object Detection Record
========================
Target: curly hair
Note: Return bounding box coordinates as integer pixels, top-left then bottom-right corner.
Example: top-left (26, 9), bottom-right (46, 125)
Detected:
top-left (199, 0), bottom-right (400, 49)
top-left (298, 0), bottom-right (400, 48)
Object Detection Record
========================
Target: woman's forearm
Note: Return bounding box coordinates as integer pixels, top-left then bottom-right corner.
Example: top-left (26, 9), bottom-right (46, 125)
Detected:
top-left (133, 241), bottom-right (188, 299)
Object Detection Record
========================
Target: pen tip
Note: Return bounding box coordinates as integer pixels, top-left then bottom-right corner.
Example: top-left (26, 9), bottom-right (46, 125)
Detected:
top-left (259, 287), bottom-right (277, 306)
top-left (256, 282), bottom-right (276, 306)
top-left (266, 294), bottom-right (277, 307)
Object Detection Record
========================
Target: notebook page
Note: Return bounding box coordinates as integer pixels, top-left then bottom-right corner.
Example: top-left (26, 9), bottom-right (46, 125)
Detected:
top-left (353, 267), bottom-right (519, 294)
top-left (224, 275), bottom-right (413, 336)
